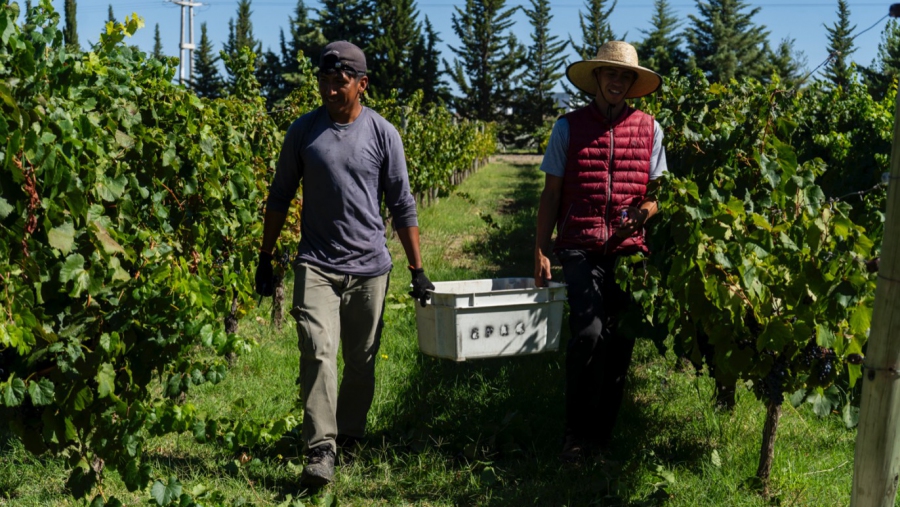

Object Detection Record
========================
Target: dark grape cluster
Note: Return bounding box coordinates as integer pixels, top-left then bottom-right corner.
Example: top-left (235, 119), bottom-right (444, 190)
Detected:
top-left (761, 354), bottom-right (789, 405)
top-left (800, 340), bottom-right (824, 367)
top-left (799, 340), bottom-right (838, 385)
top-left (817, 356), bottom-right (834, 383)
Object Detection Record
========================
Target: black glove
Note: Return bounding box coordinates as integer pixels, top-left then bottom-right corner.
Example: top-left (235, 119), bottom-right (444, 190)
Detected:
top-left (255, 250), bottom-right (275, 297)
top-left (408, 266), bottom-right (434, 307)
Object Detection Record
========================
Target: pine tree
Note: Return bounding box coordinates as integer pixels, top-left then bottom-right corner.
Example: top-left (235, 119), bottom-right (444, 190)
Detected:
top-left (767, 37), bottom-right (806, 86)
top-left (318, 0), bottom-right (376, 49)
top-left (564, 0), bottom-right (619, 106)
top-left (280, 0), bottom-right (327, 72)
top-left (224, 0), bottom-right (262, 63)
top-left (192, 23), bottom-right (225, 99)
top-left (861, 19), bottom-right (900, 100)
top-left (517, 0), bottom-right (568, 148)
top-left (408, 17), bottom-right (451, 106)
top-left (822, 0), bottom-right (856, 90)
top-left (64, 0), bottom-right (79, 51)
top-left (257, 49), bottom-right (287, 107)
top-left (445, 0), bottom-right (521, 122)
top-left (570, 0), bottom-right (618, 61)
top-left (685, 0), bottom-right (771, 82)
top-left (368, 0), bottom-right (422, 99)
top-left (23, 0), bottom-right (36, 36)
top-left (107, 4), bottom-right (115, 24)
top-left (153, 24), bottom-right (164, 59)
top-left (636, 0), bottom-right (688, 76)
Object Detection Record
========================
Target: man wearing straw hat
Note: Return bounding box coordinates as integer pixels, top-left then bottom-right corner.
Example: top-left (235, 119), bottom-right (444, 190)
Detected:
top-left (534, 41), bottom-right (667, 462)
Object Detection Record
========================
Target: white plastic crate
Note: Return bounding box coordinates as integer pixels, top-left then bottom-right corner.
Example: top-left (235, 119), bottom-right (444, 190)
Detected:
top-left (414, 278), bottom-right (567, 361)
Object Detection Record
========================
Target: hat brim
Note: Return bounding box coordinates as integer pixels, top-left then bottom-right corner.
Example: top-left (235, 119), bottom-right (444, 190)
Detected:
top-left (566, 60), bottom-right (662, 99)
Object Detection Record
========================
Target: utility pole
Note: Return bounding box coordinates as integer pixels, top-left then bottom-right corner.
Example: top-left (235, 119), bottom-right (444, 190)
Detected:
top-left (168, 0), bottom-right (203, 86)
top-left (850, 5), bottom-right (900, 506)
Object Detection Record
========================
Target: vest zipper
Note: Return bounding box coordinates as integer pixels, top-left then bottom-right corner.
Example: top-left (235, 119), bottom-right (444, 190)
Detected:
top-left (604, 121), bottom-right (614, 254)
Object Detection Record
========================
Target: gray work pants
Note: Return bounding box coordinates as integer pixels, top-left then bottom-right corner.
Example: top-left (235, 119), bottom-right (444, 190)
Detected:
top-left (290, 261), bottom-right (390, 452)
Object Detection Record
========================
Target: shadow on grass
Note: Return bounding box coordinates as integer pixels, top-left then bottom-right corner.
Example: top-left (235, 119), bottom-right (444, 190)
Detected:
top-left (352, 163), bottom-right (720, 506)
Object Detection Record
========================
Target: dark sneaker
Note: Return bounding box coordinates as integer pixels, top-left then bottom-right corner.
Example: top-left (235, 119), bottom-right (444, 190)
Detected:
top-left (301, 444), bottom-right (335, 486)
top-left (336, 434), bottom-right (362, 466)
top-left (559, 435), bottom-right (587, 464)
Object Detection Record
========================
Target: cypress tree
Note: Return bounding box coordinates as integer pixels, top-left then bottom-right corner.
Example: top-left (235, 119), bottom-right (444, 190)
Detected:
top-left (685, 0), bottom-right (771, 82)
top-left (636, 0), bottom-right (688, 76)
top-left (192, 23), bottom-right (225, 99)
top-left (153, 24), bottom-right (164, 59)
top-left (64, 0), bottom-right (79, 51)
top-left (517, 0), bottom-right (568, 148)
top-left (445, 0), bottom-right (520, 122)
top-left (318, 0), bottom-right (376, 49)
top-left (108, 4), bottom-right (115, 24)
top-left (368, 0), bottom-right (422, 99)
top-left (861, 19), bottom-right (900, 100)
top-left (822, 0), bottom-right (857, 90)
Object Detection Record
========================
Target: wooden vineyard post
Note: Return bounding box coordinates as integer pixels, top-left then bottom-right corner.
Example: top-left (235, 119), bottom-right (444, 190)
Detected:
top-left (850, 43), bottom-right (900, 506)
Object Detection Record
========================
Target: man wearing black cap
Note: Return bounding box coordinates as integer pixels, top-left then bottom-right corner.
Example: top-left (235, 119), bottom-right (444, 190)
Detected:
top-left (256, 40), bottom-right (434, 486)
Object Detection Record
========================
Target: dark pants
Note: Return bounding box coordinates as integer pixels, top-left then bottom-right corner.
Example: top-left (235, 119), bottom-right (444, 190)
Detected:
top-left (558, 249), bottom-right (636, 449)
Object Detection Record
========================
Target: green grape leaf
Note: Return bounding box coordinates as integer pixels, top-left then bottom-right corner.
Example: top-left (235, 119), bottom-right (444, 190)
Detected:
top-left (28, 378), bottom-right (55, 406)
top-left (66, 457), bottom-right (95, 499)
top-left (92, 222), bottom-right (126, 255)
top-left (59, 254), bottom-right (90, 297)
top-left (193, 420), bottom-right (207, 443)
top-left (122, 458), bottom-right (152, 492)
top-left (843, 403), bottom-right (860, 429)
top-left (162, 147), bottom-right (177, 167)
top-left (0, 196), bottom-right (14, 218)
top-left (115, 130), bottom-right (134, 149)
top-left (71, 385), bottom-right (94, 411)
top-left (151, 477), bottom-right (183, 506)
top-left (758, 321), bottom-right (792, 352)
top-left (816, 324), bottom-right (837, 349)
top-left (97, 175), bottom-right (128, 202)
top-left (3, 377), bottom-right (26, 407)
top-left (48, 222), bottom-right (76, 254)
top-left (849, 304), bottom-right (872, 336)
top-left (96, 363), bottom-right (116, 398)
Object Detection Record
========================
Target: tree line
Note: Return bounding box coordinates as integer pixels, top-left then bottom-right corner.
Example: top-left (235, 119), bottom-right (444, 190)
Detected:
top-left (56, 0), bottom-right (900, 148)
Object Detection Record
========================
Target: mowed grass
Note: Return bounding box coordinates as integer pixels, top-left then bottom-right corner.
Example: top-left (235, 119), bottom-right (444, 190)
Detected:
top-left (0, 159), bottom-right (873, 506)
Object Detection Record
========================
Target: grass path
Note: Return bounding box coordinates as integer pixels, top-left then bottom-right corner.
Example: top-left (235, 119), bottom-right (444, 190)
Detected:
top-left (1, 160), bottom-right (869, 506)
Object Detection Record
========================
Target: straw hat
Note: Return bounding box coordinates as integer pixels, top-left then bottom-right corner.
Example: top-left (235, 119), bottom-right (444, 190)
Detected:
top-left (566, 41), bottom-right (661, 99)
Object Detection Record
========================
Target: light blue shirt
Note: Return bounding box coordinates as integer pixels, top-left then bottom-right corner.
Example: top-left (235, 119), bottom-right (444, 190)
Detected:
top-left (540, 117), bottom-right (668, 179)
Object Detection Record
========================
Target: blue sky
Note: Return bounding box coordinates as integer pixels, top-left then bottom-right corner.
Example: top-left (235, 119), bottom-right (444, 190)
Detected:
top-left (43, 1), bottom-right (895, 88)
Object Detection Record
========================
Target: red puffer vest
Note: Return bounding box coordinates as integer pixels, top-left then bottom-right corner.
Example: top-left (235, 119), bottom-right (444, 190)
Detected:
top-left (554, 101), bottom-right (654, 255)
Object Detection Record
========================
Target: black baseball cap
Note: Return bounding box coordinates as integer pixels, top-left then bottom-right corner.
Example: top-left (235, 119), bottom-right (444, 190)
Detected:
top-left (319, 41), bottom-right (367, 75)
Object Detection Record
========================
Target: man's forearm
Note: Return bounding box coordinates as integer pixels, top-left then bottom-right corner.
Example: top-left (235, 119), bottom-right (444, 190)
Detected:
top-left (261, 209), bottom-right (288, 254)
top-left (396, 226), bottom-right (423, 269)
top-left (535, 188), bottom-right (560, 255)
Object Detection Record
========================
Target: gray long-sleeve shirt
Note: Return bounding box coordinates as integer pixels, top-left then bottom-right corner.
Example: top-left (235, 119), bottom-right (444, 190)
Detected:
top-left (267, 106), bottom-right (418, 277)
